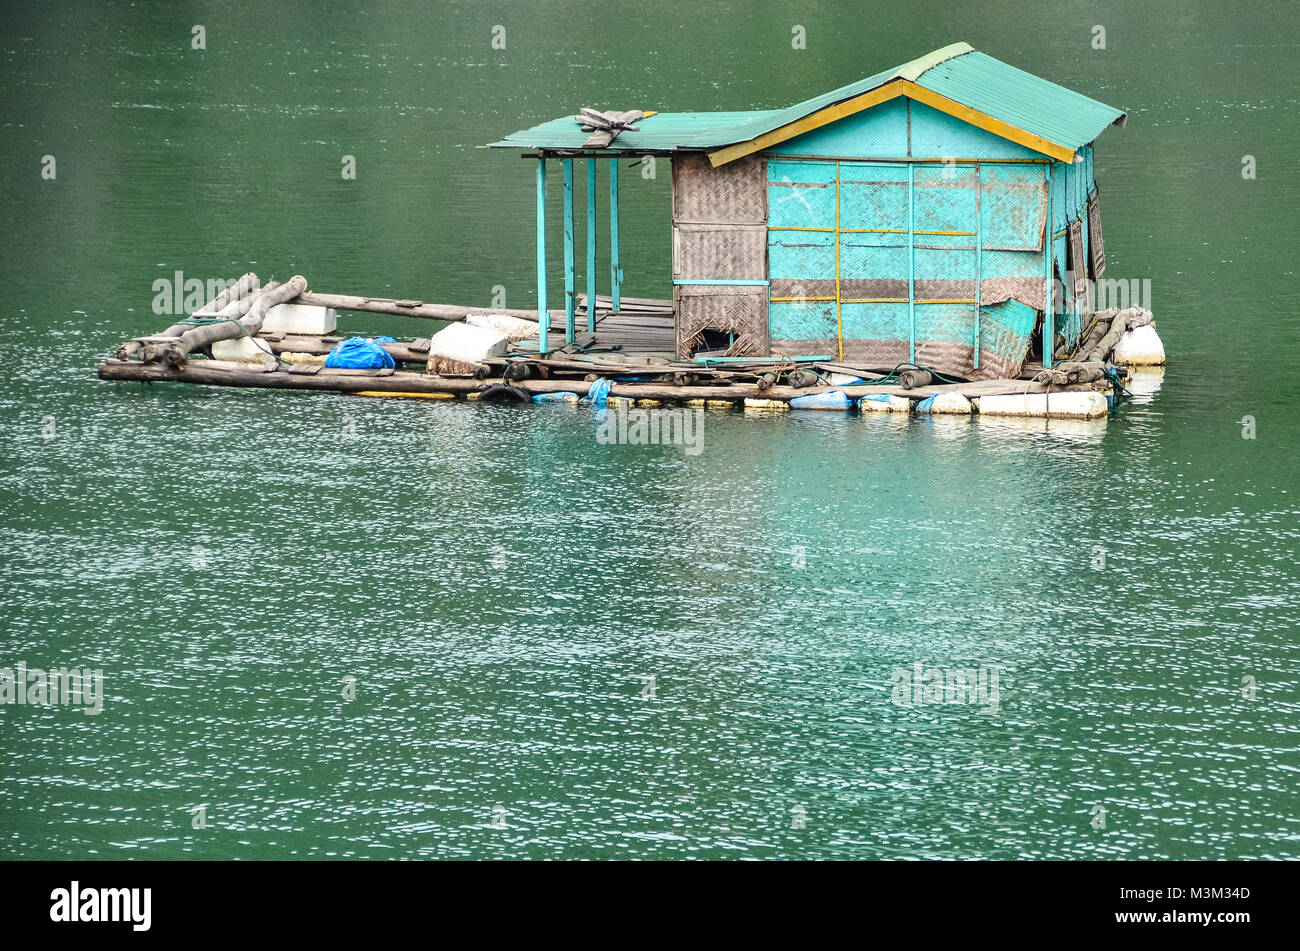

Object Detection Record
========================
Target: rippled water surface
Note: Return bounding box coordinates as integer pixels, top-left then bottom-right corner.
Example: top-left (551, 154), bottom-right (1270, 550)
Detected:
top-left (1, 0), bottom-right (1297, 859)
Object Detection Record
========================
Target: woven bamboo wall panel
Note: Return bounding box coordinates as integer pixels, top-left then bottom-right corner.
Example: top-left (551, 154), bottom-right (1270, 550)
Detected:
top-left (1087, 189), bottom-right (1105, 277)
top-left (673, 224), bottom-right (767, 281)
top-left (672, 154), bottom-right (767, 224)
top-left (1067, 220), bottom-right (1087, 299)
top-left (675, 286), bottom-right (769, 358)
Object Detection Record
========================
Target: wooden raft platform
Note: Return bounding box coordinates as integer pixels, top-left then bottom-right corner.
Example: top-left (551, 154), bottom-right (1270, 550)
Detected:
top-left (97, 276), bottom-right (1120, 412)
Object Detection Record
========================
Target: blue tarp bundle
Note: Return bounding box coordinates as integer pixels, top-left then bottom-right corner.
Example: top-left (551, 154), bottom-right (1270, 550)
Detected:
top-left (325, 337), bottom-right (397, 369)
top-left (580, 378), bottom-right (612, 406)
top-left (789, 390), bottom-right (853, 410)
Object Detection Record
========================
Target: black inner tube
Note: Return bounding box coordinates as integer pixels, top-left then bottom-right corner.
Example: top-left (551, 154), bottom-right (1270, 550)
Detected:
top-left (478, 382), bottom-right (532, 403)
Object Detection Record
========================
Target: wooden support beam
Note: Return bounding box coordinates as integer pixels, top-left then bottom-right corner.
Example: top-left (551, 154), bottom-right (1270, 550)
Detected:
top-left (294, 292), bottom-right (541, 323)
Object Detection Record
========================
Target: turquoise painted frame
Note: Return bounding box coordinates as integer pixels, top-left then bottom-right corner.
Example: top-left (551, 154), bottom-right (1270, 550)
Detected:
top-left (535, 158), bottom-right (548, 353)
top-left (586, 158), bottom-right (597, 332)
top-left (609, 160), bottom-right (621, 313)
top-left (563, 158), bottom-right (576, 343)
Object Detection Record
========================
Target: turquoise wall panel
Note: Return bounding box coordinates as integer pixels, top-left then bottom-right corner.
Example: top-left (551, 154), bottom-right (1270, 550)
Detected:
top-left (979, 164), bottom-right (1047, 250)
top-left (768, 231), bottom-right (835, 280)
top-left (979, 248), bottom-right (1043, 281)
top-left (915, 246), bottom-right (976, 283)
top-left (769, 300), bottom-right (836, 340)
top-left (916, 303), bottom-right (977, 345)
top-left (840, 301), bottom-right (909, 340)
top-left (978, 300), bottom-right (1038, 359)
top-left (913, 164), bottom-right (978, 232)
top-left (768, 160), bottom-right (836, 228)
top-left (908, 101), bottom-right (1043, 160)
top-left (839, 234), bottom-right (907, 280)
top-left (775, 98), bottom-right (909, 157)
top-left (839, 162), bottom-right (908, 228)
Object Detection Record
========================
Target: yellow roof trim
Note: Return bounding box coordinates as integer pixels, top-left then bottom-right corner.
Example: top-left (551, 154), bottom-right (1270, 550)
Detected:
top-left (898, 81), bottom-right (1076, 163)
top-left (707, 77), bottom-right (1076, 167)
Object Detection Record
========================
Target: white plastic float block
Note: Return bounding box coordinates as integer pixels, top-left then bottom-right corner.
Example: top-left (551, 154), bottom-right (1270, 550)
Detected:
top-left (920, 393), bottom-right (973, 415)
top-left (979, 391), bottom-right (1109, 419)
top-left (743, 398), bottom-right (789, 411)
top-left (1111, 324), bottom-right (1166, 366)
top-left (262, 303), bottom-right (337, 336)
top-left (211, 335), bottom-right (275, 362)
top-left (859, 394), bottom-right (911, 413)
top-left (426, 322), bottom-right (509, 374)
top-left (465, 313), bottom-right (538, 341)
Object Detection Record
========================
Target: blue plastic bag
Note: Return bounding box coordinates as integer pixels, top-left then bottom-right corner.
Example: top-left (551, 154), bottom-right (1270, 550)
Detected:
top-left (789, 390), bottom-right (853, 410)
top-left (325, 337), bottom-right (396, 369)
top-left (580, 377), bottom-right (612, 406)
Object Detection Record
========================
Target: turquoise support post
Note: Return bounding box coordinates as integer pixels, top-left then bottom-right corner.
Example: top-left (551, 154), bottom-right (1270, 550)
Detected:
top-left (907, 163), bottom-right (915, 363)
top-left (536, 158), bottom-right (548, 354)
top-left (609, 158), bottom-right (621, 313)
top-left (563, 158), bottom-right (575, 343)
top-left (1044, 163), bottom-right (1053, 369)
top-left (586, 158), bottom-right (597, 332)
top-left (974, 162), bottom-right (982, 370)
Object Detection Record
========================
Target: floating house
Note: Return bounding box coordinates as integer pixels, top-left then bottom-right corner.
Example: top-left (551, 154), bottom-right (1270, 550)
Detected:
top-left (100, 42), bottom-right (1157, 417)
top-left (489, 42), bottom-right (1127, 377)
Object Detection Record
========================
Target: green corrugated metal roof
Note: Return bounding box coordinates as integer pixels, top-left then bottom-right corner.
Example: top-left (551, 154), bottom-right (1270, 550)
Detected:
top-left (487, 109), bottom-right (781, 152)
top-left (915, 50), bottom-right (1126, 152)
top-left (487, 42), bottom-right (1125, 156)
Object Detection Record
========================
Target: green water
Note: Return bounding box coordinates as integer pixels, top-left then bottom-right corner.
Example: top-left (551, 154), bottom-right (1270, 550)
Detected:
top-left (1, 0), bottom-right (1297, 860)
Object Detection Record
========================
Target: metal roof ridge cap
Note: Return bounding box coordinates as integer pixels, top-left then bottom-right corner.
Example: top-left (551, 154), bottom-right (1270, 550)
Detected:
top-left (894, 42), bottom-right (975, 82)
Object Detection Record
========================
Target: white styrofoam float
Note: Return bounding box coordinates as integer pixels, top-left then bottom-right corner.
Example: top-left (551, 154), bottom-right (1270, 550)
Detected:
top-left (1111, 324), bottom-right (1166, 365)
top-left (743, 397), bottom-right (789, 411)
top-left (426, 322), bottom-right (509, 374)
top-left (262, 303), bottom-right (337, 336)
top-left (465, 313), bottom-right (539, 341)
top-left (211, 335), bottom-right (275, 362)
top-left (916, 392), bottom-right (973, 415)
top-left (979, 390), bottom-right (1109, 419)
top-left (858, 394), bottom-right (911, 412)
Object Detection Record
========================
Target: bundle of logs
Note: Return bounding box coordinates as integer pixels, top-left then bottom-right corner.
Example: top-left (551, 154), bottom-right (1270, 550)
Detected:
top-left (1059, 306), bottom-right (1155, 365)
top-left (114, 272), bottom-right (545, 368)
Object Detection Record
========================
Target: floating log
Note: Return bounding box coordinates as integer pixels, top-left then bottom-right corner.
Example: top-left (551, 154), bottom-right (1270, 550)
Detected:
top-left (192, 273), bottom-right (261, 318)
top-left (292, 292), bottom-right (542, 324)
top-left (261, 335), bottom-right (430, 365)
top-left (152, 276), bottom-right (305, 366)
top-left (119, 272), bottom-right (261, 360)
top-left (1036, 361), bottom-right (1109, 386)
top-left (98, 358), bottom-right (1097, 403)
